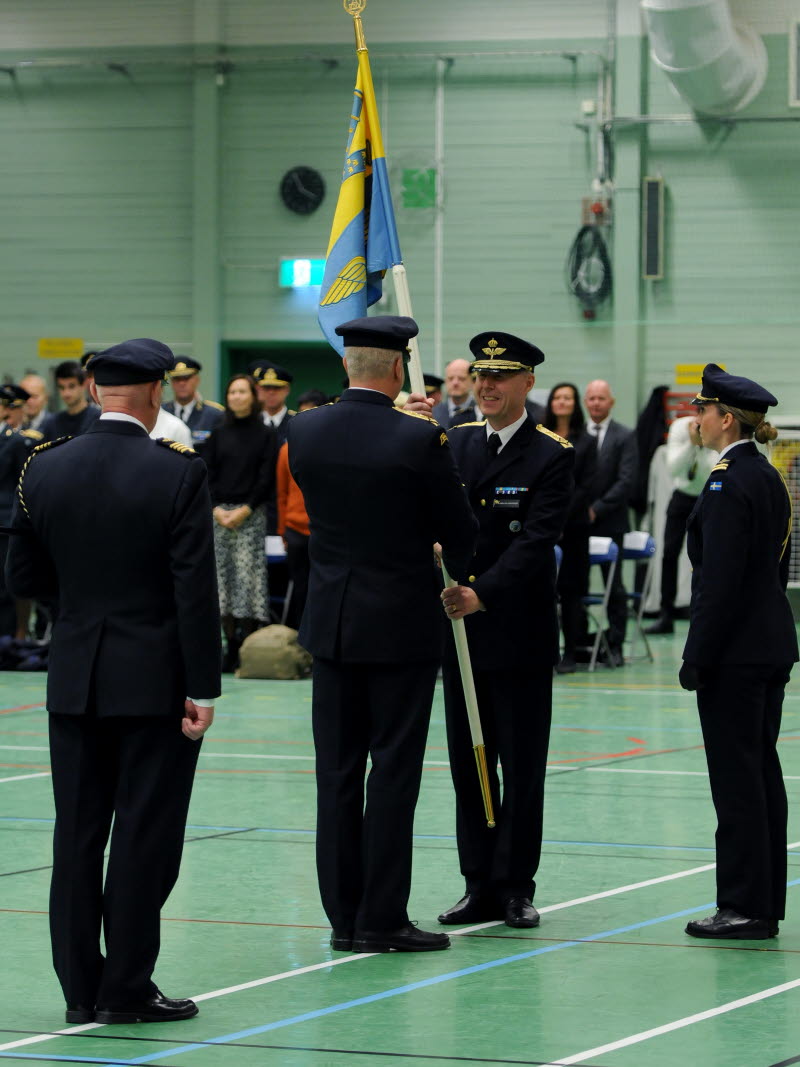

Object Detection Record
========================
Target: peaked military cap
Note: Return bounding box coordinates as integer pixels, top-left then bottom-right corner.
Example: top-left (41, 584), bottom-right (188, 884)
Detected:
top-left (469, 332), bottom-right (545, 374)
top-left (692, 363), bottom-right (778, 414)
top-left (423, 373), bottom-right (444, 395)
top-left (90, 338), bottom-right (175, 386)
top-left (0, 384), bottom-right (30, 407)
top-left (169, 356), bottom-right (202, 378)
top-left (335, 315), bottom-right (419, 354)
top-left (248, 360), bottom-right (293, 388)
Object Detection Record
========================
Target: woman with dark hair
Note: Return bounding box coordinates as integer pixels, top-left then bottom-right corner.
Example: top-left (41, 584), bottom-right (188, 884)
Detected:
top-left (680, 364), bottom-right (797, 941)
top-left (204, 374), bottom-right (278, 670)
top-left (544, 382), bottom-right (597, 673)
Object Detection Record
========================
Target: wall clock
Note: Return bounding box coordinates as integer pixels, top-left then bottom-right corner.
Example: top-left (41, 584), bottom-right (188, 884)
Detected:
top-left (279, 166), bottom-right (326, 215)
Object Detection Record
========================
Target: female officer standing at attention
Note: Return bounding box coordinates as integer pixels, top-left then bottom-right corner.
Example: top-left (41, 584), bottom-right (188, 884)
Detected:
top-left (681, 363), bottom-right (798, 940)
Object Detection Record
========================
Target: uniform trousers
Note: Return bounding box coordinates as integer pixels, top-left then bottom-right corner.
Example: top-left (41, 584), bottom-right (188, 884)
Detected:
top-left (658, 489), bottom-right (695, 617)
top-left (48, 712), bottom-right (201, 1008)
top-left (311, 657), bottom-right (438, 932)
top-left (697, 663), bottom-right (791, 920)
top-left (442, 660), bottom-right (553, 899)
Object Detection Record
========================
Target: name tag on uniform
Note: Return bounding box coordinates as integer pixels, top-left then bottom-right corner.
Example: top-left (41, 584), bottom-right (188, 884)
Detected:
top-left (493, 487), bottom-right (528, 510)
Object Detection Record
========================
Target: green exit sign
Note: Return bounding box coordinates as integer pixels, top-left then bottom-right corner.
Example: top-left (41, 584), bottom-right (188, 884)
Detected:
top-left (279, 258), bottom-right (326, 288)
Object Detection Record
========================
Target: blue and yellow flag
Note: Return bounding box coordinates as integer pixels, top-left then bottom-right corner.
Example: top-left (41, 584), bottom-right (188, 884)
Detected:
top-left (318, 51), bottom-right (402, 355)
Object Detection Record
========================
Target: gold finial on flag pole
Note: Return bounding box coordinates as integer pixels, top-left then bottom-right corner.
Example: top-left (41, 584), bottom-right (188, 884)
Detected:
top-left (344, 0), bottom-right (367, 50)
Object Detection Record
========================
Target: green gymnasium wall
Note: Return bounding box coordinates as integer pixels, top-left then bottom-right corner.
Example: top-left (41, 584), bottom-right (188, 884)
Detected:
top-left (1, 20), bottom-right (798, 420)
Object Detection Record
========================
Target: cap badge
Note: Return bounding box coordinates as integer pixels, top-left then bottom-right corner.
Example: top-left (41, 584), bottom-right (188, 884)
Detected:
top-left (482, 339), bottom-right (507, 358)
top-left (264, 368), bottom-right (278, 383)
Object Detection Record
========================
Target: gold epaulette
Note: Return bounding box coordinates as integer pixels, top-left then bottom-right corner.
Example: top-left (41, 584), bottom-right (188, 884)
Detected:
top-left (451, 419), bottom-right (487, 429)
top-left (395, 408), bottom-right (437, 424)
top-left (155, 438), bottom-right (197, 457)
top-left (536, 424), bottom-right (572, 448)
top-left (17, 436), bottom-right (72, 517)
top-left (20, 428), bottom-right (44, 441)
top-left (288, 409), bottom-right (297, 416)
top-left (204, 399), bottom-right (225, 411)
top-left (710, 461), bottom-right (729, 473)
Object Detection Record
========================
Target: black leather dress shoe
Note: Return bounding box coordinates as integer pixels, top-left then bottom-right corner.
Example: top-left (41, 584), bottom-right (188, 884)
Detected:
top-left (685, 908), bottom-right (775, 940)
top-left (438, 893), bottom-right (501, 925)
top-left (330, 930), bottom-right (353, 951)
top-left (504, 897), bottom-right (540, 928)
top-left (65, 1005), bottom-right (95, 1024)
top-left (95, 989), bottom-right (199, 1024)
top-left (352, 923), bottom-right (450, 952)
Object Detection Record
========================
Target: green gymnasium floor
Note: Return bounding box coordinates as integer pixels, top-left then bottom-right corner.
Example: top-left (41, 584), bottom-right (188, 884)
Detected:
top-left (1, 625), bottom-right (799, 1066)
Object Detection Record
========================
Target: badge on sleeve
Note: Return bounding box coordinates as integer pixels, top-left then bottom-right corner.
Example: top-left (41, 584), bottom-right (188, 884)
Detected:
top-left (709, 481), bottom-right (722, 492)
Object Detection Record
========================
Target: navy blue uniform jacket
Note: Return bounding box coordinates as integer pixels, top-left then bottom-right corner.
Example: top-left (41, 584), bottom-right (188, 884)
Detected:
top-left (287, 389), bottom-right (477, 663)
top-left (5, 420), bottom-right (222, 715)
top-left (447, 417), bottom-right (574, 669)
top-left (683, 441), bottom-right (798, 668)
top-left (163, 398), bottom-right (224, 449)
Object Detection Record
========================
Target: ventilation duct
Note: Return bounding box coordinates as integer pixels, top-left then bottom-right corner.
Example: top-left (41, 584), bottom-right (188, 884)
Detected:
top-left (640, 0), bottom-right (767, 116)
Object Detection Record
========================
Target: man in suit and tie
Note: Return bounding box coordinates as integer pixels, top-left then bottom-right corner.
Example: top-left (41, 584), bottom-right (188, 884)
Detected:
top-left (436, 332), bottom-right (574, 931)
top-left (163, 356), bottom-right (224, 451)
top-left (288, 315), bottom-right (477, 954)
top-left (6, 338), bottom-right (221, 1025)
top-left (432, 358), bottom-right (481, 428)
top-left (584, 379), bottom-right (638, 665)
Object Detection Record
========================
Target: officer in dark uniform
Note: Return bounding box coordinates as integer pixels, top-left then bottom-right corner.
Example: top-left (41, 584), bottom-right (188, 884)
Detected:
top-left (6, 338), bottom-right (221, 1023)
top-left (248, 360), bottom-right (296, 444)
top-left (163, 356), bottom-right (224, 451)
top-left (1, 384), bottom-right (45, 450)
top-left (0, 405), bottom-right (29, 636)
top-left (680, 364), bottom-right (797, 940)
top-left (288, 315), bottom-right (477, 954)
top-left (437, 332), bottom-right (574, 930)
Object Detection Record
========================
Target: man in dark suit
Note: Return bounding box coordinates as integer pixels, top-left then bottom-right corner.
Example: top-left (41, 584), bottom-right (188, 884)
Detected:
top-left (437, 332), bottom-right (573, 930)
top-left (288, 315), bottom-right (477, 954)
top-left (584, 379), bottom-right (638, 665)
top-left (163, 356), bottom-right (224, 451)
top-left (6, 339), bottom-right (221, 1025)
top-left (432, 357), bottom-right (480, 428)
top-left (680, 365), bottom-right (797, 940)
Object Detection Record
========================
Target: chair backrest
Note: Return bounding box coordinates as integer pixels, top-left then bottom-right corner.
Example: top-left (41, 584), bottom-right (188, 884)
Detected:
top-left (622, 530), bottom-right (656, 559)
top-left (588, 535), bottom-right (618, 564)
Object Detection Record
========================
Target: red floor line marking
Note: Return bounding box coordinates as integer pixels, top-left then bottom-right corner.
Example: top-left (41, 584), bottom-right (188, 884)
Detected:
top-left (0, 704), bottom-right (45, 715)
top-left (0, 763), bottom-right (50, 771)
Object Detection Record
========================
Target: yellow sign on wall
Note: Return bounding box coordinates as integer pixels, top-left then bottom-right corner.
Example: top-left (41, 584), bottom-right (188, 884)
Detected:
top-left (38, 338), bottom-right (84, 360)
top-left (675, 362), bottom-right (725, 386)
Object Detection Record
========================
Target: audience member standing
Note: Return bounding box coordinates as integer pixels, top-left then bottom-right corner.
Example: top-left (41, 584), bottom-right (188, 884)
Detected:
top-left (163, 357), bottom-right (224, 452)
top-left (432, 358), bottom-right (480, 428)
top-left (646, 414), bottom-right (717, 634)
top-left (584, 379), bottom-right (638, 666)
top-left (20, 374), bottom-right (50, 433)
top-left (543, 382), bottom-right (597, 673)
top-left (42, 361), bottom-right (100, 441)
top-left (204, 375), bottom-right (277, 671)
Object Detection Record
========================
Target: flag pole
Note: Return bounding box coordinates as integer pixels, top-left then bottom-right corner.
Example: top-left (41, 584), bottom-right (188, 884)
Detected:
top-left (344, 0), bottom-right (495, 829)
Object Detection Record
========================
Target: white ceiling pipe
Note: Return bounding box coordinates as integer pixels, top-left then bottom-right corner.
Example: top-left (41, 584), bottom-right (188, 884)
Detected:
top-left (640, 0), bottom-right (767, 116)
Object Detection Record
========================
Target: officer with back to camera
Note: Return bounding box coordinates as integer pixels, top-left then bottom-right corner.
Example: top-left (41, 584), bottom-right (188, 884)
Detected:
top-left (287, 315), bottom-right (477, 954)
top-left (6, 338), bottom-right (221, 1025)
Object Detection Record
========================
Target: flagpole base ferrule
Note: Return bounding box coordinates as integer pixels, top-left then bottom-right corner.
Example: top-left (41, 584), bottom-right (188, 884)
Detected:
top-left (473, 744), bottom-right (496, 828)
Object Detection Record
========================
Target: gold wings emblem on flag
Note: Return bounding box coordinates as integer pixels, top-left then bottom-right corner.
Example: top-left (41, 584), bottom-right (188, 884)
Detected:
top-left (320, 256), bottom-right (367, 307)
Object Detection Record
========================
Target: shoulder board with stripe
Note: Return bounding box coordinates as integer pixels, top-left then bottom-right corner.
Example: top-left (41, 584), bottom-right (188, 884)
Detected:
top-left (451, 420), bottom-right (487, 429)
top-left (395, 408), bottom-right (437, 424)
top-left (16, 436), bottom-right (72, 517)
top-left (204, 399), bottom-right (225, 411)
top-left (20, 428), bottom-right (44, 441)
top-left (710, 461), bottom-right (729, 473)
top-left (155, 438), bottom-right (198, 457)
top-left (536, 424), bottom-right (573, 448)
top-left (287, 409), bottom-right (297, 417)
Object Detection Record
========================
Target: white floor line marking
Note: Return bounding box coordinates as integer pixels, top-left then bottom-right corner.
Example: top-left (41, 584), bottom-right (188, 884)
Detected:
top-left (551, 977), bottom-right (800, 1065)
top-left (0, 745), bottom-right (49, 752)
top-left (587, 768), bottom-right (707, 777)
top-left (2, 842), bottom-right (796, 1054)
top-left (199, 753), bottom-right (451, 767)
top-left (0, 772), bottom-right (50, 785)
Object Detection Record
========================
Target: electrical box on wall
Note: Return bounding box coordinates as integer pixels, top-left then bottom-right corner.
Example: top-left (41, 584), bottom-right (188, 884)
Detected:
top-left (641, 177), bottom-right (665, 281)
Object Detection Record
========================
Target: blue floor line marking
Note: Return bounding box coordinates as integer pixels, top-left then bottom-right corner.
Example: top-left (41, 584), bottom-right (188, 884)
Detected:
top-left (114, 902), bottom-right (718, 1065)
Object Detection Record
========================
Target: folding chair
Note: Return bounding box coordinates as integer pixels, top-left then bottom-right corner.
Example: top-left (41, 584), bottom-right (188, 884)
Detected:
top-left (582, 536), bottom-right (619, 671)
top-left (265, 535), bottom-right (294, 625)
top-left (622, 531), bottom-right (656, 663)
